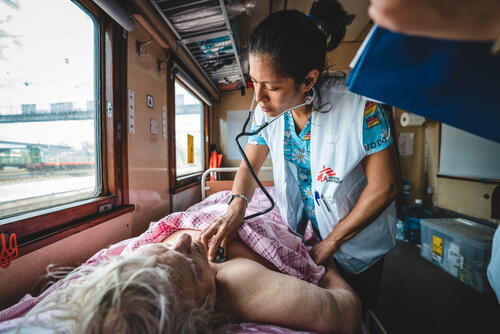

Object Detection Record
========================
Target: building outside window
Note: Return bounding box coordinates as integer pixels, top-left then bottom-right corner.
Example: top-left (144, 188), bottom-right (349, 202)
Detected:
top-left (0, 0), bottom-right (100, 219)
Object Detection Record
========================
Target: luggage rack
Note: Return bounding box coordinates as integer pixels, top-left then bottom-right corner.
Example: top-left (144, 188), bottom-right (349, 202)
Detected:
top-left (151, 0), bottom-right (246, 94)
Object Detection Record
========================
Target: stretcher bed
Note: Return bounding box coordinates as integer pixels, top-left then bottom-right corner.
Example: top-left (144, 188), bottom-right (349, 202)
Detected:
top-left (0, 168), bottom-right (373, 334)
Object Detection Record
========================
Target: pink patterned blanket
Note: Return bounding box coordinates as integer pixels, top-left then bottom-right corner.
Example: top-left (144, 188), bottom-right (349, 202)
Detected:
top-left (87, 188), bottom-right (324, 283)
top-left (0, 188), bottom-right (328, 333)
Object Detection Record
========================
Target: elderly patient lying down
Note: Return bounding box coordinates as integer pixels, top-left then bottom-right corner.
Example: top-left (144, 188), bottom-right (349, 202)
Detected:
top-left (0, 190), bottom-right (361, 334)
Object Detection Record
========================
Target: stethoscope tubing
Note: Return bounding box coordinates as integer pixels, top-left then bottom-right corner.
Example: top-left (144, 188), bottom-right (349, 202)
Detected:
top-left (235, 87), bottom-right (316, 220)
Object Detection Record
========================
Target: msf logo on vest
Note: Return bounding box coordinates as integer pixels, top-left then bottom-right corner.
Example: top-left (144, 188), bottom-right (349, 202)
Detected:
top-left (317, 166), bottom-right (341, 183)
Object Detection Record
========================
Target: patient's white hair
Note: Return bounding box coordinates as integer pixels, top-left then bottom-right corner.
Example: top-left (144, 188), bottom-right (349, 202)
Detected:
top-left (23, 250), bottom-right (215, 334)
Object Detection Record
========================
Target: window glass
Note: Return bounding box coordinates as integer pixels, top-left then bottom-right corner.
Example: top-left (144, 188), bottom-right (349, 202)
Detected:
top-left (0, 0), bottom-right (100, 219)
top-left (174, 81), bottom-right (204, 177)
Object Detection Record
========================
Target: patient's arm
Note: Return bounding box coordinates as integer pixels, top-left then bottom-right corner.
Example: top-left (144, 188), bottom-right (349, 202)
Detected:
top-left (215, 258), bottom-right (361, 334)
top-left (162, 230), bottom-right (360, 333)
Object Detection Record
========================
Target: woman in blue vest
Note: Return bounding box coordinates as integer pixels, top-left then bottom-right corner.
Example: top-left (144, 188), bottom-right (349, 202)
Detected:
top-left (201, 0), bottom-right (400, 311)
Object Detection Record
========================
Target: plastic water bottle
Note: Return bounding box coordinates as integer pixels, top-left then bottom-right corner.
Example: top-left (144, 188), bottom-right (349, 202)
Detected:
top-left (402, 180), bottom-right (410, 205)
top-left (404, 199), bottom-right (433, 244)
top-left (396, 219), bottom-right (405, 241)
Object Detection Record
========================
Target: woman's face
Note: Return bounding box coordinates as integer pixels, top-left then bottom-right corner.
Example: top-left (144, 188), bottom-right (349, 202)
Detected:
top-left (137, 234), bottom-right (216, 307)
top-left (249, 54), bottom-right (306, 117)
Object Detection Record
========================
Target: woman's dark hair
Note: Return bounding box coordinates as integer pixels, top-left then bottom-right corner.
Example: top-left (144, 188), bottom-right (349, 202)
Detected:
top-left (248, 0), bottom-right (354, 89)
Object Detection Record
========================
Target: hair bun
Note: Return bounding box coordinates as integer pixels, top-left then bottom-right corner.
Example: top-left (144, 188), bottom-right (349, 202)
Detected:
top-left (309, 0), bottom-right (355, 51)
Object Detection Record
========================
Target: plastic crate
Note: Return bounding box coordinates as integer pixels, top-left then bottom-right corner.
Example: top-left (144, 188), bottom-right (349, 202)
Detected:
top-left (420, 218), bottom-right (495, 293)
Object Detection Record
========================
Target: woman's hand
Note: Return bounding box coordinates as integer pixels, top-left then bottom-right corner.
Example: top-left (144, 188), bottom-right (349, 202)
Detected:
top-left (199, 200), bottom-right (246, 260)
top-left (310, 238), bottom-right (339, 265)
top-left (368, 0), bottom-right (500, 41)
top-left (201, 144), bottom-right (268, 260)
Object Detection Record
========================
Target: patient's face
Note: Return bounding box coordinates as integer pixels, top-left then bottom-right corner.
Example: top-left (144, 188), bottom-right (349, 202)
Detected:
top-left (137, 234), bottom-right (216, 306)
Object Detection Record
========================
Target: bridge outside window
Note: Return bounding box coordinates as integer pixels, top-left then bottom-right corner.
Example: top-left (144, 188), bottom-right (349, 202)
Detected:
top-left (0, 0), bottom-right (100, 219)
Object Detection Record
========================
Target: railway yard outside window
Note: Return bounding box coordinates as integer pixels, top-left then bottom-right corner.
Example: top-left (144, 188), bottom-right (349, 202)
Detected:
top-left (0, 0), bottom-right (100, 219)
top-left (0, 0), bottom-right (131, 257)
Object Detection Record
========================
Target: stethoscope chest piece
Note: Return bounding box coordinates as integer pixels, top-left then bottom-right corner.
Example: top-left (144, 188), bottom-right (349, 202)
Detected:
top-left (212, 246), bottom-right (227, 263)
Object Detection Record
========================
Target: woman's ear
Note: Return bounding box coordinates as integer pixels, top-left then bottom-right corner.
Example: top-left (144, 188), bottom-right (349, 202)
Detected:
top-left (302, 69), bottom-right (320, 92)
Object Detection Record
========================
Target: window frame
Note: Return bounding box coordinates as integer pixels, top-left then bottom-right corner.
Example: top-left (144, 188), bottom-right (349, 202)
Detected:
top-left (0, 0), bottom-right (133, 258)
top-left (167, 60), bottom-right (209, 193)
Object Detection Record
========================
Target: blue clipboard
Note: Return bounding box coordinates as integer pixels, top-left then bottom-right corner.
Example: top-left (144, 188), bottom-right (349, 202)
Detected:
top-left (346, 25), bottom-right (500, 143)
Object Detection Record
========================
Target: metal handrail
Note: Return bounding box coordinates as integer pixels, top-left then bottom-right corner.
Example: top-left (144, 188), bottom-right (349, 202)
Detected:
top-left (201, 167), bottom-right (273, 200)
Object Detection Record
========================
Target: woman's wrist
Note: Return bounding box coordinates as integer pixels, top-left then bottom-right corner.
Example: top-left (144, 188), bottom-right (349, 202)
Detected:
top-left (227, 197), bottom-right (247, 216)
top-left (325, 234), bottom-right (341, 254)
top-left (228, 194), bottom-right (248, 206)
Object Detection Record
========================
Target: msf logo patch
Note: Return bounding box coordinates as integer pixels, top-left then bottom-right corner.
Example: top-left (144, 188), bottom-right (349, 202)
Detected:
top-left (317, 166), bottom-right (341, 183)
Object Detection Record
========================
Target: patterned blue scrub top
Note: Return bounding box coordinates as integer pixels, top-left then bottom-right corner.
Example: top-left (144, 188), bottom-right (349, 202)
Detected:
top-left (248, 102), bottom-right (393, 230)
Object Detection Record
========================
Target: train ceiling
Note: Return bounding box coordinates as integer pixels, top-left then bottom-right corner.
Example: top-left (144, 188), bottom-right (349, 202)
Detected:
top-left (150, 0), bottom-right (249, 94)
top-left (148, 0), bottom-right (370, 94)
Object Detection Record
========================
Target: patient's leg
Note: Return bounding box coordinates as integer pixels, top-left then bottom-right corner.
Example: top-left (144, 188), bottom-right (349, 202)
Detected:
top-left (215, 257), bottom-right (361, 334)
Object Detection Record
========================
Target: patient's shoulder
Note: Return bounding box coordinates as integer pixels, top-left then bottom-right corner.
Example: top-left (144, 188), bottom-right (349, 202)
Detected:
top-left (161, 229), bottom-right (277, 271)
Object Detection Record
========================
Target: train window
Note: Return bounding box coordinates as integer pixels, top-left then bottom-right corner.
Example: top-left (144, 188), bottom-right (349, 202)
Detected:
top-left (0, 0), bottom-right (100, 220)
top-left (0, 0), bottom-right (131, 257)
top-left (174, 80), bottom-right (205, 179)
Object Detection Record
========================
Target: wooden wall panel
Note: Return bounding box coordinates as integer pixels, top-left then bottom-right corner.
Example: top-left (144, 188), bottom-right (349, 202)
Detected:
top-left (326, 42), bottom-right (363, 72)
top-left (437, 178), bottom-right (496, 221)
top-left (212, 90), bottom-right (274, 180)
top-left (172, 184), bottom-right (201, 212)
top-left (213, 89), bottom-right (253, 161)
top-left (426, 121), bottom-right (440, 206)
top-left (0, 213), bottom-right (132, 310)
top-left (127, 20), bottom-right (171, 236)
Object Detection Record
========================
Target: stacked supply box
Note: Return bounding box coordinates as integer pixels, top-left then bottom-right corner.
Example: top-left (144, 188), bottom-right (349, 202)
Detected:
top-left (420, 218), bottom-right (495, 294)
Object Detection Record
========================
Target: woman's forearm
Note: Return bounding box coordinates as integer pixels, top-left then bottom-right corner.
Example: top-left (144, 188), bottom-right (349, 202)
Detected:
top-left (327, 179), bottom-right (397, 247)
top-left (229, 144), bottom-right (270, 213)
top-left (231, 162), bottom-right (259, 203)
top-left (327, 145), bottom-right (400, 248)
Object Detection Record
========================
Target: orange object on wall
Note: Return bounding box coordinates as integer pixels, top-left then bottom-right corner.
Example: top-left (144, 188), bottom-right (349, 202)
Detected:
top-left (209, 150), bottom-right (223, 181)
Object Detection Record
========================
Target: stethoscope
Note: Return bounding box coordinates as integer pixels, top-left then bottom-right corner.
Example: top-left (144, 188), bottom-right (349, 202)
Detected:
top-left (235, 86), bottom-right (317, 220)
top-left (212, 87), bottom-right (317, 263)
